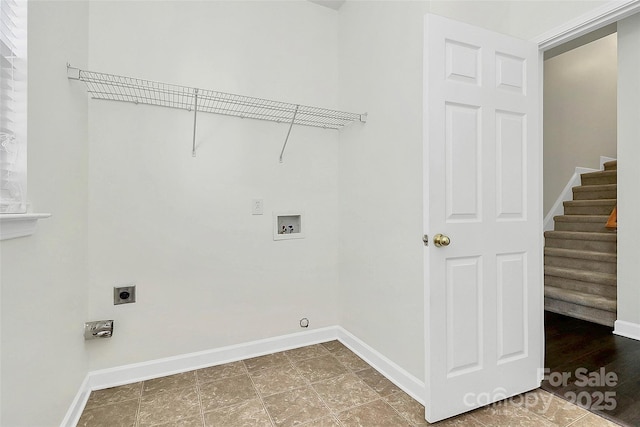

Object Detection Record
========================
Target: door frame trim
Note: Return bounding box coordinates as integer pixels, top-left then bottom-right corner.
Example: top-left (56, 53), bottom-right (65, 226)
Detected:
top-left (534, 0), bottom-right (640, 50)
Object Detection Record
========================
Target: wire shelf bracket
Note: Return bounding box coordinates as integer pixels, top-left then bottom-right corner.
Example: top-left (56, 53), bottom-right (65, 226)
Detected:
top-left (67, 65), bottom-right (367, 159)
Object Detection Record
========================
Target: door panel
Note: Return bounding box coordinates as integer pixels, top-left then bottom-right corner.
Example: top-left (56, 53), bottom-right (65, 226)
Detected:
top-left (445, 103), bottom-right (481, 221)
top-left (496, 111), bottom-right (526, 219)
top-left (496, 252), bottom-right (527, 363)
top-left (446, 256), bottom-right (482, 377)
top-left (424, 14), bottom-right (542, 423)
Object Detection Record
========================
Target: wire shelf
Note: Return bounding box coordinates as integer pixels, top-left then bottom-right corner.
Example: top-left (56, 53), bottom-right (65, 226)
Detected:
top-left (68, 67), bottom-right (366, 130)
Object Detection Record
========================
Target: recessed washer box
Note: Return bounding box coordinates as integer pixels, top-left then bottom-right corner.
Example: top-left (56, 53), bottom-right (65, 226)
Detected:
top-left (273, 212), bottom-right (304, 241)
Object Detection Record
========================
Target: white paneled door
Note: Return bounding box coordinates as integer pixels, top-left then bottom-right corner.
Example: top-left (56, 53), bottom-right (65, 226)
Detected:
top-left (423, 14), bottom-right (542, 422)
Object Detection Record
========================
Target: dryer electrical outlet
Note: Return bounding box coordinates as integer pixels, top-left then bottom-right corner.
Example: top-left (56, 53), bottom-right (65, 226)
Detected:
top-left (114, 285), bottom-right (136, 305)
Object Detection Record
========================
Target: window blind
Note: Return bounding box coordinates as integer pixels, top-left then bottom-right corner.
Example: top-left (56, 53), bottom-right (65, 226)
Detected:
top-left (0, 0), bottom-right (27, 213)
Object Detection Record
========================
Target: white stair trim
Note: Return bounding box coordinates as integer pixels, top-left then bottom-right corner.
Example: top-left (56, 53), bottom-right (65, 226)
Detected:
top-left (544, 167), bottom-right (597, 232)
top-left (60, 326), bottom-right (425, 427)
top-left (599, 156), bottom-right (616, 170)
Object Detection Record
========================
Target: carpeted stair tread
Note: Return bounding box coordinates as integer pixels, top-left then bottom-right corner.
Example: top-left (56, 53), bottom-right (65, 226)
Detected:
top-left (573, 183), bottom-right (617, 192)
top-left (544, 266), bottom-right (616, 286)
top-left (545, 255), bottom-right (616, 275)
top-left (572, 184), bottom-right (616, 200)
top-left (544, 247), bottom-right (616, 263)
top-left (544, 286), bottom-right (616, 312)
top-left (544, 299), bottom-right (616, 327)
top-left (580, 170), bottom-right (617, 185)
top-left (563, 199), bottom-right (617, 206)
top-left (553, 215), bottom-right (609, 223)
top-left (545, 275), bottom-right (616, 298)
top-left (544, 231), bottom-right (617, 252)
top-left (553, 215), bottom-right (615, 232)
top-left (544, 231), bottom-right (617, 242)
top-left (563, 199), bottom-right (617, 215)
top-left (603, 160), bottom-right (617, 170)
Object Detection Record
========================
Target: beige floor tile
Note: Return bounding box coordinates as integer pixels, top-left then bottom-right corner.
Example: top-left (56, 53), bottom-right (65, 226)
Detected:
top-left (79, 344), bottom-right (620, 427)
top-left (77, 398), bottom-right (138, 427)
top-left (383, 391), bottom-right (483, 426)
top-left (523, 389), bottom-right (589, 426)
top-left (263, 386), bottom-right (331, 427)
top-left (203, 398), bottom-right (272, 427)
top-left (295, 355), bottom-right (349, 382)
top-left (244, 352), bottom-right (291, 372)
top-left (355, 368), bottom-right (401, 397)
top-left (149, 416), bottom-right (204, 427)
top-left (566, 412), bottom-right (622, 426)
top-left (429, 412), bottom-right (487, 427)
top-left (143, 371), bottom-right (197, 395)
top-left (138, 386), bottom-right (200, 427)
top-left (199, 374), bottom-right (258, 412)
top-left (321, 340), bottom-right (348, 353)
top-left (197, 361), bottom-right (247, 385)
top-left (332, 348), bottom-right (370, 372)
top-left (337, 399), bottom-right (412, 426)
top-left (312, 373), bottom-right (379, 412)
top-left (384, 391), bottom-right (429, 426)
top-left (285, 344), bottom-right (331, 362)
top-left (472, 399), bottom-right (558, 427)
top-left (300, 416), bottom-right (342, 426)
top-left (84, 382), bottom-right (142, 410)
top-left (250, 364), bottom-right (305, 397)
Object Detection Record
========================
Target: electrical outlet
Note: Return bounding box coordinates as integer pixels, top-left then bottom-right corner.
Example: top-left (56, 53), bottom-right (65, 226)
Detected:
top-left (114, 285), bottom-right (136, 305)
top-left (252, 199), bottom-right (264, 215)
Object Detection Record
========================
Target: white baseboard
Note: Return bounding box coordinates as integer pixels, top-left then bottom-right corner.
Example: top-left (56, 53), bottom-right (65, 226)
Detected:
top-left (86, 327), bottom-right (338, 391)
top-left (337, 327), bottom-right (425, 404)
top-left (614, 320), bottom-right (640, 341)
top-left (60, 375), bottom-right (91, 427)
top-left (62, 326), bottom-right (425, 427)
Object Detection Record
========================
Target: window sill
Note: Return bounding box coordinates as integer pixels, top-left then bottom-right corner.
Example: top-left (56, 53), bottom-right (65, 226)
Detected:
top-left (0, 213), bottom-right (52, 241)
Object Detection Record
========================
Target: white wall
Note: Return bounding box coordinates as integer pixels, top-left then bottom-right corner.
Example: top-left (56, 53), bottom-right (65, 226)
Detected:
top-left (337, 0), bottom-right (431, 381)
top-left (0, 1), bottom-right (89, 426)
top-left (543, 34), bottom-right (617, 215)
top-left (86, 1), bottom-right (342, 370)
top-left (616, 13), bottom-right (640, 327)
top-left (336, 0), bottom-right (618, 383)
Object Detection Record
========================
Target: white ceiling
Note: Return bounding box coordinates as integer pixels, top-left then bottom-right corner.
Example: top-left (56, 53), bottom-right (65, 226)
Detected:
top-left (307, 0), bottom-right (346, 11)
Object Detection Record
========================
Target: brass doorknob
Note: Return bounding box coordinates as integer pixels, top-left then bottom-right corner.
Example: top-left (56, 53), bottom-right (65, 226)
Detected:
top-left (433, 234), bottom-right (450, 247)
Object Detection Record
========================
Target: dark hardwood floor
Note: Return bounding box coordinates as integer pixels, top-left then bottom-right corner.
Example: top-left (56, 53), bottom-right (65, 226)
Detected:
top-left (543, 311), bottom-right (640, 427)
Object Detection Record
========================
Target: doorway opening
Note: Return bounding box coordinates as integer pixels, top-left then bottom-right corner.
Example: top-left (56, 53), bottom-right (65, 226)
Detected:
top-left (542, 23), bottom-right (640, 427)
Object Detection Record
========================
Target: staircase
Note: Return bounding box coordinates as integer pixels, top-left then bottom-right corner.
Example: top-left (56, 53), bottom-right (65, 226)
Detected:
top-left (544, 160), bottom-right (617, 326)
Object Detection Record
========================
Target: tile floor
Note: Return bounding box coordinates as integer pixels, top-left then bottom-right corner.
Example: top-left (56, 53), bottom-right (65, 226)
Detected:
top-left (78, 341), bottom-right (620, 427)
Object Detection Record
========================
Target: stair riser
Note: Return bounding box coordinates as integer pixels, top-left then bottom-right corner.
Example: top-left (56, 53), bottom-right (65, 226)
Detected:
top-left (545, 255), bottom-right (616, 274)
top-left (545, 276), bottom-right (616, 298)
top-left (604, 164), bottom-right (617, 171)
top-left (554, 221), bottom-right (614, 233)
top-left (581, 175), bottom-right (617, 185)
top-left (563, 205), bottom-right (616, 215)
top-left (544, 238), bottom-right (616, 253)
top-left (572, 189), bottom-right (617, 200)
top-left (545, 299), bottom-right (615, 327)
